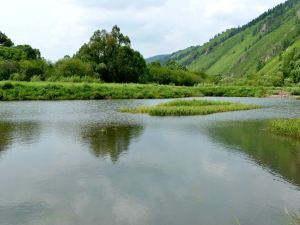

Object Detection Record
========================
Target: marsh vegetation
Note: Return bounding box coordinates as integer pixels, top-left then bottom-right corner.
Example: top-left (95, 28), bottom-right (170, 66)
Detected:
top-left (268, 118), bottom-right (300, 139)
top-left (120, 99), bottom-right (260, 116)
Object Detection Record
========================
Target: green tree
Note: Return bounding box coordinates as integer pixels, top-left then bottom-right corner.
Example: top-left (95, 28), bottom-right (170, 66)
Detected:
top-left (256, 60), bottom-right (265, 72)
top-left (0, 32), bottom-right (13, 47)
top-left (19, 60), bottom-right (48, 81)
top-left (0, 45), bottom-right (41, 61)
top-left (280, 47), bottom-right (300, 83)
top-left (166, 60), bottom-right (187, 71)
top-left (15, 45), bottom-right (41, 60)
top-left (0, 61), bottom-right (20, 80)
top-left (55, 58), bottom-right (95, 78)
top-left (76, 25), bottom-right (147, 82)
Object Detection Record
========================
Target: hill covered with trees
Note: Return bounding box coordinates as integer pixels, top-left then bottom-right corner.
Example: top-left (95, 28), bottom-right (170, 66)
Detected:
top-left (151, 0), bottom-right (300, 86)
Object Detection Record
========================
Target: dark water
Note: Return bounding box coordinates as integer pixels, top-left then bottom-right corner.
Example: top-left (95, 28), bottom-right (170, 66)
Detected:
top-left (0, 97), bottom-right (300, 225)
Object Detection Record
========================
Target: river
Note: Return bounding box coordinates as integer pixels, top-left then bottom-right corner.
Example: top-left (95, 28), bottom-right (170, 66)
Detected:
top-left (0, 97), bottom-right (299, 225)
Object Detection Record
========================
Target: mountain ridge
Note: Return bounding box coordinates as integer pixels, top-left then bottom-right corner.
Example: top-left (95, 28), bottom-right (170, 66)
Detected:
top-left (148, 0), bottom-right (300, 79)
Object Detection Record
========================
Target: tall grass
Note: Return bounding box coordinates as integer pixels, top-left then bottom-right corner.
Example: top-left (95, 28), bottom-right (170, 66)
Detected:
top-left (285, 209), bottom-right (300, 225)
top-left (120, 99), bottom-right (260, 116)
top-left (268, 119), bottom-right (300, 139)
top-left (0, 81), bottom-right (292, 101)
top-left (0, 81), bottom-right (202, 100)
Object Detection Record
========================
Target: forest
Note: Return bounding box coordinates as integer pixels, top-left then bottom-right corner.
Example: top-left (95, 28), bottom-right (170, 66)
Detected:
top-left (0, 26), bottom-right (204, 87)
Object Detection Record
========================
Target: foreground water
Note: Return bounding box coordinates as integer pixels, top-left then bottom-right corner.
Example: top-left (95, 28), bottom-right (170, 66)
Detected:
top-left (0, 97), bottom-right (300, 225)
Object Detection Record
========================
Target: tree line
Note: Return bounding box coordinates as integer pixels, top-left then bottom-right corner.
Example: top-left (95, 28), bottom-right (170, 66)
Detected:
top-left (0, 27), bottom-right (204, 86)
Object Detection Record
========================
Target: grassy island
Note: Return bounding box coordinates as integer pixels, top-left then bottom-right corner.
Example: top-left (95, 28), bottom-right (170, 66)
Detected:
top-left (268, 119), bottom-right (300, 139)
top-left (120, 99), bottom-right (260, 116)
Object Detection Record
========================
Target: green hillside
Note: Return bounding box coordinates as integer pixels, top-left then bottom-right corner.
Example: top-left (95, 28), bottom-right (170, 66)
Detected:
top-left (146, 54), bottom-right (170, 64)
top-left (153, 0), bottom-right (300, 80)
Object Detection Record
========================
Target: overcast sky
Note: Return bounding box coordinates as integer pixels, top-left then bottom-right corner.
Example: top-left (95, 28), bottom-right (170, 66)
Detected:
top-left (0, 0), bottom-right (285, 61)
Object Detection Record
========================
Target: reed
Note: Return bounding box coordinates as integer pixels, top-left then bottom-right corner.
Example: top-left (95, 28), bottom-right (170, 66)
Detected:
top-left (268, 119), bottom-right (300, 139)
top-left (120, 99), bottom-right (260, 116)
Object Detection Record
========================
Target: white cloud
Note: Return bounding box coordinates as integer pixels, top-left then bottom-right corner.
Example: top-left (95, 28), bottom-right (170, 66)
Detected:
top-left (0, 0), bottom-right (285, 61)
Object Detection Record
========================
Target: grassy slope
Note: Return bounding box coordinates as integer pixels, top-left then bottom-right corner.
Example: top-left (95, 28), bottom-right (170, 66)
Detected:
top-left (159, 0), bottom-right (300, 77)
top-left (259, 37), bottom-right (300, 75)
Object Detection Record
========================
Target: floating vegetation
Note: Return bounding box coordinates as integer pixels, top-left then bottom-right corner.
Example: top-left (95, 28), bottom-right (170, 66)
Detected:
top-left (120, 99), bottom-right (260, 116)
top-left (268, 119), bottom-right (300, 139)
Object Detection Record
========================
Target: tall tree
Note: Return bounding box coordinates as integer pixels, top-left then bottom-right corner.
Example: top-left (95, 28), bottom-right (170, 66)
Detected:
top-left (76, 25), bottom-right (147, 82)
top-left (0, 32), bottom-right (14, 47)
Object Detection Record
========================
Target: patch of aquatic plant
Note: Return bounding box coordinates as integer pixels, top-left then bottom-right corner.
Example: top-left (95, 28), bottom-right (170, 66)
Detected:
top-left (285, 209), bottom-right (300, 225)
top-left (120, 99), bottom-right (260, 116)
top-left (0, 82), bottom-right (203, 101)
top-left (268, 119), bottom-right (300, 139)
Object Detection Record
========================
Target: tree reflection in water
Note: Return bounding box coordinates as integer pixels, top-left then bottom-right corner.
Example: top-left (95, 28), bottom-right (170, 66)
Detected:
top-left (81, 124), bottom-right (144, 162)
top-left (0, 122), bottom-right (40, 155)
top-left (208, 121), bottom-right (300, 187)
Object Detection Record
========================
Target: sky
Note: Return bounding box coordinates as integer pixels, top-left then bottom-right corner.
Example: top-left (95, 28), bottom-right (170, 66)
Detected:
top-left (0, 0), bottom-right (285, 61)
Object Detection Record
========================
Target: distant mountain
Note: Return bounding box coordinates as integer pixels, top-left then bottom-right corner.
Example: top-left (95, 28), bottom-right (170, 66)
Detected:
top-left (150, 0), bottom-right (300, 77)
top-left (146, 54), bottom-right (170, 64)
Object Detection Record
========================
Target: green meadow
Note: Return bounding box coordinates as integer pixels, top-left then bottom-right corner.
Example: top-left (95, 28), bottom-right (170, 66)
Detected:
top-left (0, 81), bottom-right (296, 101)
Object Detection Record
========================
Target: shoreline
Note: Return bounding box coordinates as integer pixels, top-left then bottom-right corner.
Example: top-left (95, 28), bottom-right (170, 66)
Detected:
top-left (0, 81), bottom-right (299, 101)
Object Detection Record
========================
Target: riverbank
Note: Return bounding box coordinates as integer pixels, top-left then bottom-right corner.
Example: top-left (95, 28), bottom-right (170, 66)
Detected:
top-left (0, 81), bottom-right (299, 101)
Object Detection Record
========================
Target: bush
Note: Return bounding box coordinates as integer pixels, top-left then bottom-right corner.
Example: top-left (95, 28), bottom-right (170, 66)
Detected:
top-left (46, 75), bottom-right (101, 83)
top-left (10, 73), bottom-right (25, 81)
top-left (55, 58), bottom-right (96, 78)
top-left (30, 75), bottom-right (42, 82)
top-left (1, 82), bottom-right (13, 90)
top-left (20, 60), bottom-right (48, 81)
top-left (140, 64), bottom-right (203, 86)
top-left (0, 60), bottom-right (20, 80)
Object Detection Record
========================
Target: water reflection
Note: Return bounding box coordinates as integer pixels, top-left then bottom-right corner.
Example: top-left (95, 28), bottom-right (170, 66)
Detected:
top-left (208, 121), bottom-right (300, 187)
top-left (81, 124), bottom-right (144, 162)
top-left (0, 202), bottom-right (48, 225)
top-left (0, 122), bottom-right (40, 154)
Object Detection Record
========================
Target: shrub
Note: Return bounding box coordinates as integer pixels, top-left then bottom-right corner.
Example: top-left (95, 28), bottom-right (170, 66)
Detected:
top-left (55, 58), bottom-right (95, 78)
top-left (10, 73), bottom-right (26, 81)
top-left (140, 64), bottom-right (203, 86)
top-left (20, 60), bottom-right (48, 81)
top-left (1, 82), bottom-right (13, 90)
top-left (30, 75), bottom-right (42, 82)
top-left (0, 60), bottom-right (20, 80)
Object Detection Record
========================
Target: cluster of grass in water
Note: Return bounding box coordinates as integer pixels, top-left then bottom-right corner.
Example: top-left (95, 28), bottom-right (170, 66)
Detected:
top-left (285, 209), bottom-right (300, 225)
top-left (268, 119), bottom-right (300, 139)
top-left (120, 99), bottom-right (260, 116)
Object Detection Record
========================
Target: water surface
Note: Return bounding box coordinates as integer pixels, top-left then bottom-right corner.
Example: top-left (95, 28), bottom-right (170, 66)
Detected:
top-left (0, 97), bottom-right (300, 225)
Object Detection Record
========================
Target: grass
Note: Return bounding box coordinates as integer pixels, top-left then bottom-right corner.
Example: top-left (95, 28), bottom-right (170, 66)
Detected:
top-left (0, 81), bottom-right (296, 101)
top-left (0, 81), bottom-right (203, 100)
top-left (290, 212), bottom-right (300, 225)
top-left (120, 99), bottom-right (260, 116)
top-left (268, 119), bottom-right (300, 139)
top-left (285, 209), bottom-right (300, 225)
